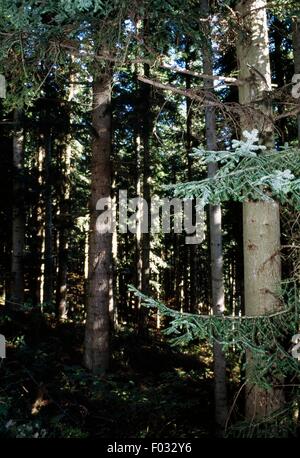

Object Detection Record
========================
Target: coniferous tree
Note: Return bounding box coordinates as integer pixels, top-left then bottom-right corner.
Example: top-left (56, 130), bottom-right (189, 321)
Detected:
top-left (10, 109), bottom-right (25, 306)
top-left (84, 69), bottom-right (113, 374)
top-left (236, 0), bottom-right (284, 419)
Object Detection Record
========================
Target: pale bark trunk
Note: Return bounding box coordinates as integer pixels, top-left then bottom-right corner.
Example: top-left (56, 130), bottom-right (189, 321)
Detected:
top-left (37, 144), bottom-right (45, 305)
top-left (133, 23), bottom-right (143, 319)
top-left (236, 0), bottom-right (284, 419)
top-left (201, 0), bottom-right (228, 436)
top-left (84, 73), bottom-right (112, 374)
top-left (134, 131), bottom-right (143, 316)
top-left (134, 20), bottom-right (151, 330)
top-left (141, 63), bottom-right (151, 296)
top-left (110, 179), bottom-right (117, 327)
top-left (139, 61), bottom-right (151, 332)
top-left (293, 17), bottom-right (300, 144)
top-left (10, 109), bottom-right (25, 305)
top-left (243, 201), bottom-right (283, 418)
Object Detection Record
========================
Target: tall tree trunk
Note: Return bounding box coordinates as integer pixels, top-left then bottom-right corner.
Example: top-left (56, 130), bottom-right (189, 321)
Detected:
top-left (55, 141), bottom-right (71, 319)
top-left (110, 178), bottom-right (117, 327)
top-left (56, 81), bottom-right (74, 320)
top-left (138, 61), bottom-right (151, 332)
top-left (293, 17), bottom-right (300, 144)
top-left (133, 59), bottom-right (143, 319)
top-left (84, 71), bottom-right (112, 374)
top-left (134, 128), bottom-right (143, 319)
top-left (43, 128), bottom-right (53, 304)
top-left (236, 0), bottom-right (284, 419)
top-left (10, 109), bottom-right (25, 306)
top-left (201, 0), bottom-right (228, 436)
top-left (36, 143), bottom-right (45, 305)
top-left (185, 43), bottom-right (197, 313)
top-left (141, 64), bottom-right (151, 295)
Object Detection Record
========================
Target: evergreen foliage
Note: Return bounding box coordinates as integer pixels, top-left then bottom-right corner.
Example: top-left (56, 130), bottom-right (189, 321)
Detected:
top-left (170, 130), bottom-right (300, 209)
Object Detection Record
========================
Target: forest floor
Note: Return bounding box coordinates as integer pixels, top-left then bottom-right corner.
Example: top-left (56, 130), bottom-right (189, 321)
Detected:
top-left (0, 307), bottom-right (240, 438)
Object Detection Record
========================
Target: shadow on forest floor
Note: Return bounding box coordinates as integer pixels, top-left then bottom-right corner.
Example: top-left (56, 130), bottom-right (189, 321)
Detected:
top-left (0, 308), bottom-right (220, 438)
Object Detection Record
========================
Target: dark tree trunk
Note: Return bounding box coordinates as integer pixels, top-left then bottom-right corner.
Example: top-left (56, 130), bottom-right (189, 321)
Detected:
top-left (185, 44), bottom-right (197, 313)
top-left (84, 72), bottom-right (112, 374)
top-left (55, 139), bottom-right (72, 319)
top-left (10, 109), bottom-right (25, 306)
top-left (43, 129), bottom-right (53, 305)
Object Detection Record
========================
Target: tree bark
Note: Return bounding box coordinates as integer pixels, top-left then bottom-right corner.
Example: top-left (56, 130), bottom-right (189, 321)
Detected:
top-left (138, 60), bottom-right (152, 333)
top-left (10, 109), bottom-right (25, 306)
top-left (201, 0), bottom-right (228, 436)
top-left (293, 17), bottom-right (300, 144)
top-left (141, 64), bottom-right (151, 297)
top-left (134, 128), bottom-right (143, 319)
top-left (243, 201), bottom-right (282, 418)
top-left (236, 0), bottom-right (284, 419)
top-left (84, 71), bottom-right (112, 374)
top-left (185, 42), bottom-right (197, 314)
top-left (56, 81), bottom-right (74, 320)
top-left (43, 128), bottom-right (53, 304)
top-left (55, 142), bottom-right (71, 320)
top-left (36, 143), bottom-right (45, 305)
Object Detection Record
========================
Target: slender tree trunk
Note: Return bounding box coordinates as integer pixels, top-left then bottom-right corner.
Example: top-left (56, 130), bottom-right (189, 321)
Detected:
top-left (183, 242), bottom-right (190, 312)
top-left (43, 128), bottom-right (53, 304)
top-left (110, 178), bottom-right (117, 327)
top-left (55, 142), bottom-right (71, 320)
top-left (236, 0), bottom-right (284, 419)
top-left (134, 129), bottom-right (143, 318)
top-left (36, 143), bottom-right (45, 305)
top-left (56, 81), bottom-right (74, 320)
top-left (138, 61), bottom-right (152, 332)
top-left (141, 63), bottom-right (151, 296)
top-left (205, 74), bottom-right (228, 438)
top-left (134, 59), bottom-right (143, 318)
top-left (28, 157), bottom-right (42, 306)
top-left (10, 109), bottom-right (25, 306)
top-left (201, 0), bottom-right (228, 436)
top-left (133, 19), bottom-right (152, 331)
top-left (174, 234), bottom-right (182, 311)
top-left (56, 217), bottom-right (68, 319)
top-left (273, 18), bottom-right (286, 144)
top-left (84, 71), bottom-right (112, 374)
top-left (185, 45), bottom-right (197, 313)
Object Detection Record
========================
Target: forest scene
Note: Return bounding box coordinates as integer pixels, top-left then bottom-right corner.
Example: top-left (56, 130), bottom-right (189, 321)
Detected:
top-left (0, 0), bottom-right (300, 442)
